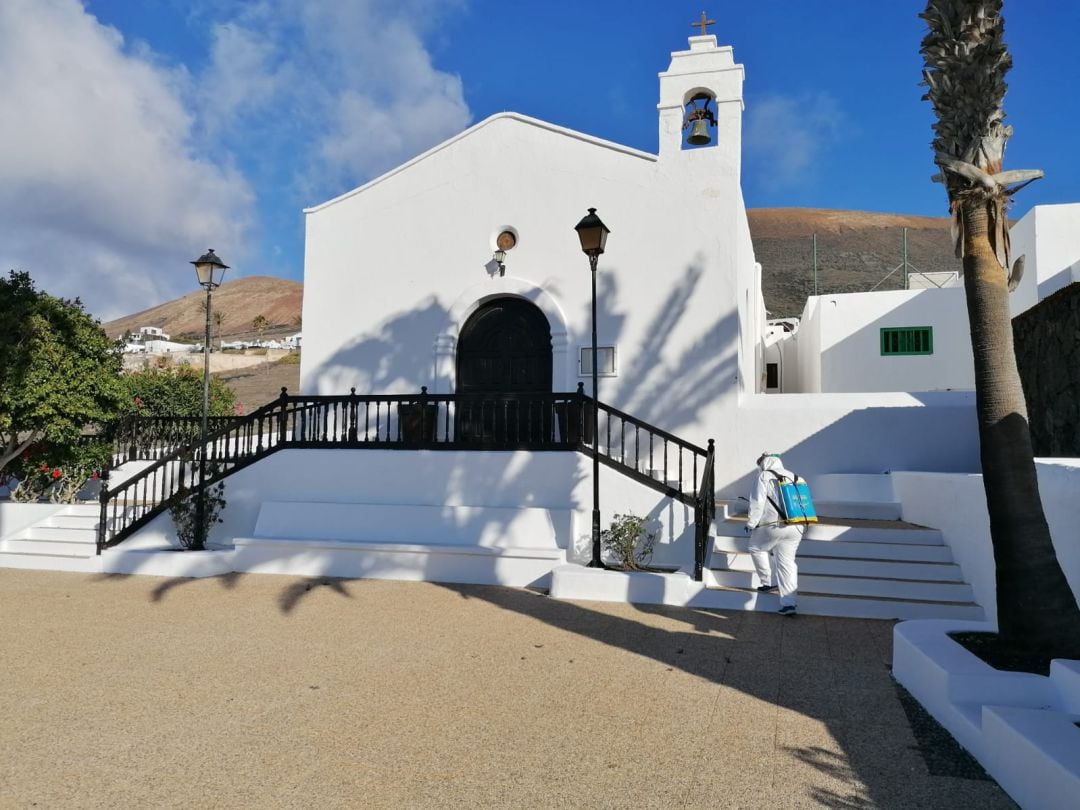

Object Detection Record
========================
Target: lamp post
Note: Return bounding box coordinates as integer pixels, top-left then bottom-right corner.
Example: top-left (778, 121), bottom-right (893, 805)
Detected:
top-left (190, 249), bottom-right (228, 550)
top-left (574, 208), bottom-right (610, 568)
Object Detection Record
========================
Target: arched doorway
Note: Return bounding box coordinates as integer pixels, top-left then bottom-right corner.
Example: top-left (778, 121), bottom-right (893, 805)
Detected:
top-left (456, 297), bottom-right (552, 443)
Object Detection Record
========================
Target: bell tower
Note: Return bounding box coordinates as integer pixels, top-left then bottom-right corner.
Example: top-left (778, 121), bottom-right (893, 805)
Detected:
top-left (658, 32), bottom-right (745, 174)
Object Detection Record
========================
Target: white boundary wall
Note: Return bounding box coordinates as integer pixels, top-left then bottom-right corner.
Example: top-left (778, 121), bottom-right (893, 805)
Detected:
top-left (1010, 203), bottom-right (1080, 314)
top-left (890, 460), bottom-right (1080, 626)
top-left (128, 450), bottom-right (701, 570)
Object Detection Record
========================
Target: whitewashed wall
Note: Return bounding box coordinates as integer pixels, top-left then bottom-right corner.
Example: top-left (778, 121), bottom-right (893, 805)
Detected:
top-left (890, 461), bottom-right (1080, 626)
top-left (719, 390), bottom-right (979, 500)
top-left (131, 450), bottom-right (700, 570)
top-left (791, 288), bottom-right (975, 393)
top-left (1009, 203), bottom-right (1080, 314)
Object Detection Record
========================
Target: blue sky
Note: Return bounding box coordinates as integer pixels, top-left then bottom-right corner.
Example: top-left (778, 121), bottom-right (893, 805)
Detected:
top-left (2, 1), bottom-right (1077, 320)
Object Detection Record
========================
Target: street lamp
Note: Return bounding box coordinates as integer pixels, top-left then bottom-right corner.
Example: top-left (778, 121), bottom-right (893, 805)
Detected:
top-left (574, 208), bottom-right (610, 568)
top-left (189, 248), bottom-right (228, 550)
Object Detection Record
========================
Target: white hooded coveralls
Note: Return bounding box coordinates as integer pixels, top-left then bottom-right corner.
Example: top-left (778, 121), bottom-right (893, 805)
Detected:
top-left (746, 455), bottom-right (804, 608)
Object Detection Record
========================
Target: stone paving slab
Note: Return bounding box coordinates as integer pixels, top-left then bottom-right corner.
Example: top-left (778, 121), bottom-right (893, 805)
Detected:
top-left (0, 570), bottom-right (1017, 809)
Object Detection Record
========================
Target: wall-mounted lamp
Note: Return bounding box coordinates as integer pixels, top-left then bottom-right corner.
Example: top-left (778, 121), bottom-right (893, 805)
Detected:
top-left (493, 249), bottom-right (507, 276)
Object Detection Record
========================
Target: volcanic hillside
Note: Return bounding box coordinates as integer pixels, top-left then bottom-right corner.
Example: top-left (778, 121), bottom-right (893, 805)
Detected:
top-left (750, 208), bottom-right (955, 317)
top-left (104, 276), bottom-right (303, 342)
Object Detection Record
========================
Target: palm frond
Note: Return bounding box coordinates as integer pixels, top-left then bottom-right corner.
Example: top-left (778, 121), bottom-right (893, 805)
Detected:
top-left (919, 0), bottom-right (1039, 269)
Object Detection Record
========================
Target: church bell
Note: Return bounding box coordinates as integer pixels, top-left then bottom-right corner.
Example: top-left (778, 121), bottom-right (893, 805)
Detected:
top-left (687, 117), bottom-right (711, 146)
top-left (683, 93), bottom-right (717, 147)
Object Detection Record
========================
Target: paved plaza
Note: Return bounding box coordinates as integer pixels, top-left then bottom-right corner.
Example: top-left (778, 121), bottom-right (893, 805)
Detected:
top-left (0, 570), bottom-right (1015, 809)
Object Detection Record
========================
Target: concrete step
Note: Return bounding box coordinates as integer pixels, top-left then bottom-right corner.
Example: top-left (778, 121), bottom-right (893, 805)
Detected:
top-left (808, 474), bottom-right (896, 504)
top-left (0, 551), bottom-right (100, 572)
top-left (47, 513), bottom-right (102, 530)
top-left (710, 550), bottom-right (964, 582)
top-left (706, 568), bottom-right (974, 602)
top-left (814, 500), bottom-right (902, 520)
top-left (17, 526), bottom-right (99, 543)
top-left (695, 578), bottom-right (984, 621)
top-left (712, 534), bottom-right (955, 563)
top-left (715, 518), bottom-right (943, 545)
top-left (3, 535), bottom-right (97, 558)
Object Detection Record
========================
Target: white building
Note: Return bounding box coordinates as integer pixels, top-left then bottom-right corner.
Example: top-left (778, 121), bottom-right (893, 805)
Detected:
top-left (766, 202), bottom-right (1080, 395)
top-left (301, 32), bottom-right (979, 502)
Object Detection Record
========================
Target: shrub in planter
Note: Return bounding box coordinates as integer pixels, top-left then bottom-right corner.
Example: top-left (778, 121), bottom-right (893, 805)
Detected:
top-left (601, 513), bottom-right (658, 570)
top-left (170, 480), bottom-right (226, 550)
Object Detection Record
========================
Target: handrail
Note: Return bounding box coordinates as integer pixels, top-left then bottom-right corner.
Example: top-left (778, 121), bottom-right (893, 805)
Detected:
top-left (694, 440), bottom-right (717, 581)
top-left (98, 387), bottom-right (719, 576)
top-left (109, 414), bottom-right (241, 466)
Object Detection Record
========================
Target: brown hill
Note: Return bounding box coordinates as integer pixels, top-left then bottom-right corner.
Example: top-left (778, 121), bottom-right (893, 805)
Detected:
top-left (104, 276), bottom-right (303, 342)
top-left (103, 210), bottom-right (960, 340)
top-left (749, 208), bottom-right (956, 317)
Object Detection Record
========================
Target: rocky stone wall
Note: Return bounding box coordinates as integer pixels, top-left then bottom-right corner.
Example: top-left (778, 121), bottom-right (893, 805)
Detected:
top-left (1013, 283), bottom-right (1080, 456)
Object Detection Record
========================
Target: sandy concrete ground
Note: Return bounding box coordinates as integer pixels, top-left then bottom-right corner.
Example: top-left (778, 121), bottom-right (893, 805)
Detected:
top-left (0, 570), bottom-right (1015, 809)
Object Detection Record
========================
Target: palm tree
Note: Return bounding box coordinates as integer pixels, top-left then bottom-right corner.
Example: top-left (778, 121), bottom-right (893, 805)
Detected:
top-left (921, 0), bottom-right (1080, 657)
top-left (213, 311), bottom-right (226, 351)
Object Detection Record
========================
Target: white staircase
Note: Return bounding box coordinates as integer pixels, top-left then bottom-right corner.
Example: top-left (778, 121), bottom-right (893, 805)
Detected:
top-left (0, 504), bottom-right (101, 573)
top-left (702, 502), bottom-right (985, 620)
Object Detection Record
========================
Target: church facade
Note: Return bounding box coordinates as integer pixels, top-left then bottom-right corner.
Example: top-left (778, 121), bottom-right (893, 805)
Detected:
top-left (299, 33), bottom-right (979, 505)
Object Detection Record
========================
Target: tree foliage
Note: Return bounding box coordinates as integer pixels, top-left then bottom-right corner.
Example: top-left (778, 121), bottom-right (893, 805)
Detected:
top-left (121, 366), bottom-right (237, 418)
top-left (0, 271), bottom-right (124, 474)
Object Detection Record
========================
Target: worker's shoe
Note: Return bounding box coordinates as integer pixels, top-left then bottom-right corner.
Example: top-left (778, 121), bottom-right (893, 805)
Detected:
top-left (778, 605), bottom-right (797, 616)
top-left (756, 584), bottom-right (778, 593)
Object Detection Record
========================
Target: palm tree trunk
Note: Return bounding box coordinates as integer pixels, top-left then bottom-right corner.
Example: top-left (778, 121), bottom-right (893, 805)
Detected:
top-left (961, 200), bottom-right (1080, 656)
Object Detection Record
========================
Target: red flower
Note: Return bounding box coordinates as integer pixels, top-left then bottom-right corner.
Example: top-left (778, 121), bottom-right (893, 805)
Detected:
top-left (51, 469), bottom-right (62, 479)
top-left (134, 396), bottom-right (144, 409)
top-left (40, 463), bottom-right (49, 472)
top-left (92, 471), bottom-right (99, 480)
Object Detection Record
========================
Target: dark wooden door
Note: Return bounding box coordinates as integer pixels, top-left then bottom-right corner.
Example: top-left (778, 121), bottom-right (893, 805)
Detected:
top-left (456, 298), bottom-right (552, 443)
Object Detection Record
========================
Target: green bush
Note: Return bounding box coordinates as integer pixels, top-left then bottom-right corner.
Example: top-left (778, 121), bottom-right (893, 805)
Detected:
top-left (122, 366), bottom-right (237, 418)
top-left (601, 513), bottom-right (658, 570)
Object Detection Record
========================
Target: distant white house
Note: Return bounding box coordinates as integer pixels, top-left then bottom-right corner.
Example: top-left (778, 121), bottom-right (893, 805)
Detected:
top-left (284, 333), bottom-right (302, 349)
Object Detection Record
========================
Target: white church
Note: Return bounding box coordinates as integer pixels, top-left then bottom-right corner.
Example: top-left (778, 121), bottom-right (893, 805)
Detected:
top-left (6, 30), bottom-right (1078, 623)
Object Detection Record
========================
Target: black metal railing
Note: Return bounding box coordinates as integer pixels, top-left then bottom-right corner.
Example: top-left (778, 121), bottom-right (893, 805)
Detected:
top-left (109, 414), bottom-right (240, 466)
top-left (98, 387), bottom-right (718, 579)
top-left (694, 440), bottom-right (717, 581)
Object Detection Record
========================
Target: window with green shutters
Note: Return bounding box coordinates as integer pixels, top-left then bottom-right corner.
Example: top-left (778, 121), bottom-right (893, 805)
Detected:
top-left (881, 327), bottom-right (933, 355)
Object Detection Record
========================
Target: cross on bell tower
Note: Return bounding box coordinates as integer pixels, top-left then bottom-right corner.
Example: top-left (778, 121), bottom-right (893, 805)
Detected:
top-left (692, 11), bottom-right (716, 36)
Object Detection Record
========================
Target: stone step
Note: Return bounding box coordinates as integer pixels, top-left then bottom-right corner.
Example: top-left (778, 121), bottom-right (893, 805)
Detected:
top-left (695, 578), bottom-right (984, 621)
top-left (0, 551), bottom-right (100, 572)
top-left (710, 550), bottom-right (964, 581)
top-left (711, 534), bottom-right (955, 563)
top-left (3, 534), bottom-right (98, 558)
top-left (47, 513), bottom-right (102, 530)
top-left (814, 500), bottom-right (902, 520)
top-left (706, 568), bottom-right (974, 602)
top-left (17, 526), bottom-right (99, 544)
top-left (715, 518), bottom-right (943, 545)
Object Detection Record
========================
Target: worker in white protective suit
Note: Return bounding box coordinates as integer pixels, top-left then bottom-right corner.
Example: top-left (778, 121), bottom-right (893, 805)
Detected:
top-left (744, 452), bottom-right (804, 616)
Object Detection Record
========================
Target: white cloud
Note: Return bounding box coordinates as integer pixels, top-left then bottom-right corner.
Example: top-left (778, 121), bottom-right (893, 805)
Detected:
top-left (0, 0), bottom-right (471, 320)
top-left (0, 0), bottom-right (254, 320)
top-left (198, 0), bottom-right (472, 193)
top-left (744, 93), bottom-right (846, 190)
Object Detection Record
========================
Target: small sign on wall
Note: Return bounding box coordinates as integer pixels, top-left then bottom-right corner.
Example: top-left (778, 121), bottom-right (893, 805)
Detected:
top-left (579, 346), bottom-right (617, 377)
